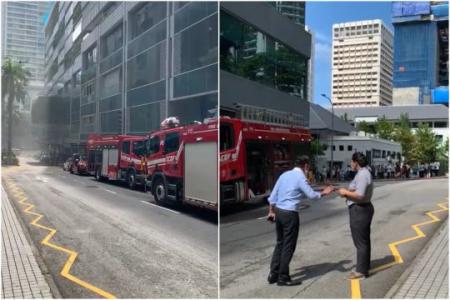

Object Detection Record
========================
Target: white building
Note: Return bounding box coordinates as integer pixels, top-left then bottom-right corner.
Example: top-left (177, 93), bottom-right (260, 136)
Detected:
top-left (316, 135), bottom-right (402, 171)
top-left (334, 105), bottom-right (449, 145)
top-left (331, 19), bottom-right (394, 107)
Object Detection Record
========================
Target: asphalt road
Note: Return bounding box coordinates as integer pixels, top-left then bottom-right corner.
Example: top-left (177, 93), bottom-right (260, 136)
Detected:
top-left (220, 178), bottom-right (448, 298)
top-left (3, 156), bottom-right (218, 298)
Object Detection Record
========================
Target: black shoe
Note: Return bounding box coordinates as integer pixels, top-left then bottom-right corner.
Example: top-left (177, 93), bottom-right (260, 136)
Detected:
top-left (277, 278), bottom-right (302, 286)
top-left (267, 273), bottom-right (278, 284)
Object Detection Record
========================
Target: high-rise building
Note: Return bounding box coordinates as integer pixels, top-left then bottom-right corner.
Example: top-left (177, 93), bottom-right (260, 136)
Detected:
top-left (392, 1), bottom-right (448, 106)
top-left (273, 1), bottom-right (305, 26)
top-left (331, 20), bottom-right (394, 107)
top-left (1, 1), bottom-right (52, 111)
top-left (220, 2), bottom-right (311, 125)
top-left (43, 2), bottom-right (218, 149)
top-left (306, 26), bottom-right (314, 103)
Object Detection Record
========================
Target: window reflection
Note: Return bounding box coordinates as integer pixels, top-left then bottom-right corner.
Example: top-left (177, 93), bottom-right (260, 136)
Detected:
top-left (220, 11), bottom-right (308, 100)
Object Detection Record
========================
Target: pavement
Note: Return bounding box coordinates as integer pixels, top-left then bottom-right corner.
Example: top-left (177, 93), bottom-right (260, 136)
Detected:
top-left (387, 219), bottom-right (448, 299)
top-left (1, 186), bottom-right (53, 299)
top-left (220, 178), bottom-right (448, 298)
top-left (2, 155), bottom-right (218, 298)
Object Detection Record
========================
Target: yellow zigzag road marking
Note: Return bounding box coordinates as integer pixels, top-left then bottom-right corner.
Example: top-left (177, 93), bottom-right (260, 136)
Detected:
top-left (4, 180), bottom-right (116, 299)
top-left (350, 201), bottom-right (449, 299)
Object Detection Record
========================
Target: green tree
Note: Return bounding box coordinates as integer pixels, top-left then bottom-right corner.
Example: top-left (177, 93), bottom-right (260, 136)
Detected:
top-left (376, 116), bottom-right (395, 140)
top-left (356, 121), bottom-right (376, 135)
top-left (437, 138), bottom-right (449, 161)
top-left (414, 123), bottom-right (439, 164)
top-left (2, 58), bottom-right (30, 156)
top-left (390, 113), bottom-right (415, 163)
top-left (310, 139), bottom-right (326, 157)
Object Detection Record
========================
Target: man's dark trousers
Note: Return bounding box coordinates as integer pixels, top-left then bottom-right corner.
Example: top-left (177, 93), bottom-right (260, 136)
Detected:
top-left (349, 203), bottom-right (374, 274)
top-left (270, 207), bottom-right (299, 280)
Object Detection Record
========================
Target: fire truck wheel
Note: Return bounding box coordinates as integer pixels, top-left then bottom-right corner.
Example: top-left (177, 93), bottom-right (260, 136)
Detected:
top-left (127, 172), bottom-right (136, 189)
top-left (153, 178), bottom-right (167, 203)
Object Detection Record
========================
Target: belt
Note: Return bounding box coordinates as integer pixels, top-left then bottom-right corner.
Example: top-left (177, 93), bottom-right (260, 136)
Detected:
top-left (349, 202), bottom-right (372, 208)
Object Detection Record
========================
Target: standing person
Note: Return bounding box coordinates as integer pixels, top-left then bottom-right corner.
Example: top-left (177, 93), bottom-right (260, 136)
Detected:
top-left (337, 152), bottom-right (374, 279)
top-left (267, 156), bottom-right (334, 286)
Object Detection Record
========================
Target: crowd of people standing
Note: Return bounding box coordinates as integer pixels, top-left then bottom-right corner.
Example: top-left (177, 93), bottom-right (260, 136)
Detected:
top-left (308, 161), bottom-right (441, 184)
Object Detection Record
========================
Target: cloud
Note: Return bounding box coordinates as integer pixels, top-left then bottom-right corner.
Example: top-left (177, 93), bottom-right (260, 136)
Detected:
top-left (312, 31), bottom-right (332, 63)
top-left (315, 31), bottom-right (330, 44)
top-left (315, 42), bottom-right (332, 63)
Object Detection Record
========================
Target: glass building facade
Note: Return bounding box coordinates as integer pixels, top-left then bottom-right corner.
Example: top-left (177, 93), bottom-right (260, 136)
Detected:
top-left (44, 1), bottom-right (218, 146)
top-left (1, 1), bottom-right (52, 111)
top-left (220, 11), bottom-right (308, 101)
top-left (392, 1), bottom-right (449, 105)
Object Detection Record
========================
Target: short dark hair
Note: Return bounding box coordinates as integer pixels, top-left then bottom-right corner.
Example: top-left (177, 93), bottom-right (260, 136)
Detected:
top-left (352, 152), bottom-right (368, 167)
top-left (295, 155), bottom-right (310, 167)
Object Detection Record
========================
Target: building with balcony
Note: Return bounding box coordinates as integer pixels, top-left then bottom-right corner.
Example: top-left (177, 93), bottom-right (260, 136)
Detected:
top-left (331, 20), bottom-right (394, 107)
top-left (43, 2), bottom-right (218, 150)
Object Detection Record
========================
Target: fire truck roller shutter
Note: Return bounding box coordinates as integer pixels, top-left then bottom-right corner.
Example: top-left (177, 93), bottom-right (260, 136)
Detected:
top-left (184, 141), bottom-right (218, 206)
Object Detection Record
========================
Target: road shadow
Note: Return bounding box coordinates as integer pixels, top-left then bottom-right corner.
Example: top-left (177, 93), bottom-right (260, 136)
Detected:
top-left (291, 259), bottom-right (353, 281)
top-left (220, 198), bottom-right (268, 217)
top-left (369, 255), bottom-right (396, 275)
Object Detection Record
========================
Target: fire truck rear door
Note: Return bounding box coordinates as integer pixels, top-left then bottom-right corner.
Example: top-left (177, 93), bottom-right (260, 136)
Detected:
top-left (102, 149), bottom-right (109, 176)
top-left (184, 142), bottom-right (218, 206)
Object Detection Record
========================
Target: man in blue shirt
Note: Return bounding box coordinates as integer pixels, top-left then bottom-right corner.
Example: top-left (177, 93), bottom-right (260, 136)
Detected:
top-left (267, 156), bottom-right (334, 286)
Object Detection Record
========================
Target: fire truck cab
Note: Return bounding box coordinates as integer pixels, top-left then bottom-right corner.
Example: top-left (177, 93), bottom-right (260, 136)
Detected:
top-left (144, 118), bottom-right (218, 211)
top-left (220, 106), bottom-right (311, 205)
top-left (86, 134), bottom-right (147, 189)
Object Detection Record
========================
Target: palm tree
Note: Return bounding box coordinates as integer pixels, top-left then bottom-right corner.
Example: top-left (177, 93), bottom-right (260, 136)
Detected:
top-left (2, 58), bottom-right (30, 157)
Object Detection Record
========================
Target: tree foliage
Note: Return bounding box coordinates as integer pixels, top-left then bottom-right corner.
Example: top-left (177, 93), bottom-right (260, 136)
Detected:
top-left (356, 121), bottom-right (376, 135)
top-left (376, 116), bottom-right (395, 140)
top-left (413, 123), bottom-right (439, 164)
top-left (2, 58), bottom-right (30, 156)
top-left (352, 114), bottom-right (445, 164)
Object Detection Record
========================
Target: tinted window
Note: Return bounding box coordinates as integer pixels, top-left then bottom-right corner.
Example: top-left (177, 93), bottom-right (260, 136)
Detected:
top-left (122, 141), bottom-right (130, 154)
top-left (133, 140), bottom-right (146, 156)
top-left (101, 25), bottom-right (123, 58)
top-left (146, 136), bottom-right (160, 155)
top-left (339, 145), bottom-right (344, 151)
top-left (164, 132), bottom-right (180, 154)
top-left (348, 145), bottom-right (353, 151)
top-left (129, 2), bottom-right (166, 40)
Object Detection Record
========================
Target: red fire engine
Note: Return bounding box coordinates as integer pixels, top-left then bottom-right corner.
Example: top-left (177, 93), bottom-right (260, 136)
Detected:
top-left (86, 134), bottom-right (148, 189)
top-left (220, 105), bottom-right (312, 204)
top-left (144, 118), bottom-right (218, 211)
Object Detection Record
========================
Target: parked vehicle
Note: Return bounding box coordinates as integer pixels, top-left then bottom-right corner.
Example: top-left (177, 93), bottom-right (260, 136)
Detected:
top-left (144, 117), bottom-right (218, 211)
top-left (70, 154), bottom-right (88, 175)
top-left (86, 134), bottom-right (147, 189)
top-left (220, 106), bottom-right (311, 205)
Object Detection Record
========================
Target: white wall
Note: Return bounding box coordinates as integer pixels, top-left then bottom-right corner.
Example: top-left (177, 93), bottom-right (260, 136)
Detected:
top-left (316, 136), bottom-right (402, 170)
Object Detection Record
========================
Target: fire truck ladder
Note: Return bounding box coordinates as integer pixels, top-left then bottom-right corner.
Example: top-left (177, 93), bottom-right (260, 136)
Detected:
top-left (235, 103), bottom-right (306, 128)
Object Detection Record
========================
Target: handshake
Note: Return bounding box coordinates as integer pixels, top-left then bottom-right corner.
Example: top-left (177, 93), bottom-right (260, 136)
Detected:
top-left (320, 186), bottom-right (350, 198)
top-left (320, 185), bottom-right (336, 196)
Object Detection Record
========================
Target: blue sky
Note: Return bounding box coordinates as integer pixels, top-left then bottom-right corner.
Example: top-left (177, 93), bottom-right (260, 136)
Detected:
top-left (305, 1), bottom-right (394, 108)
